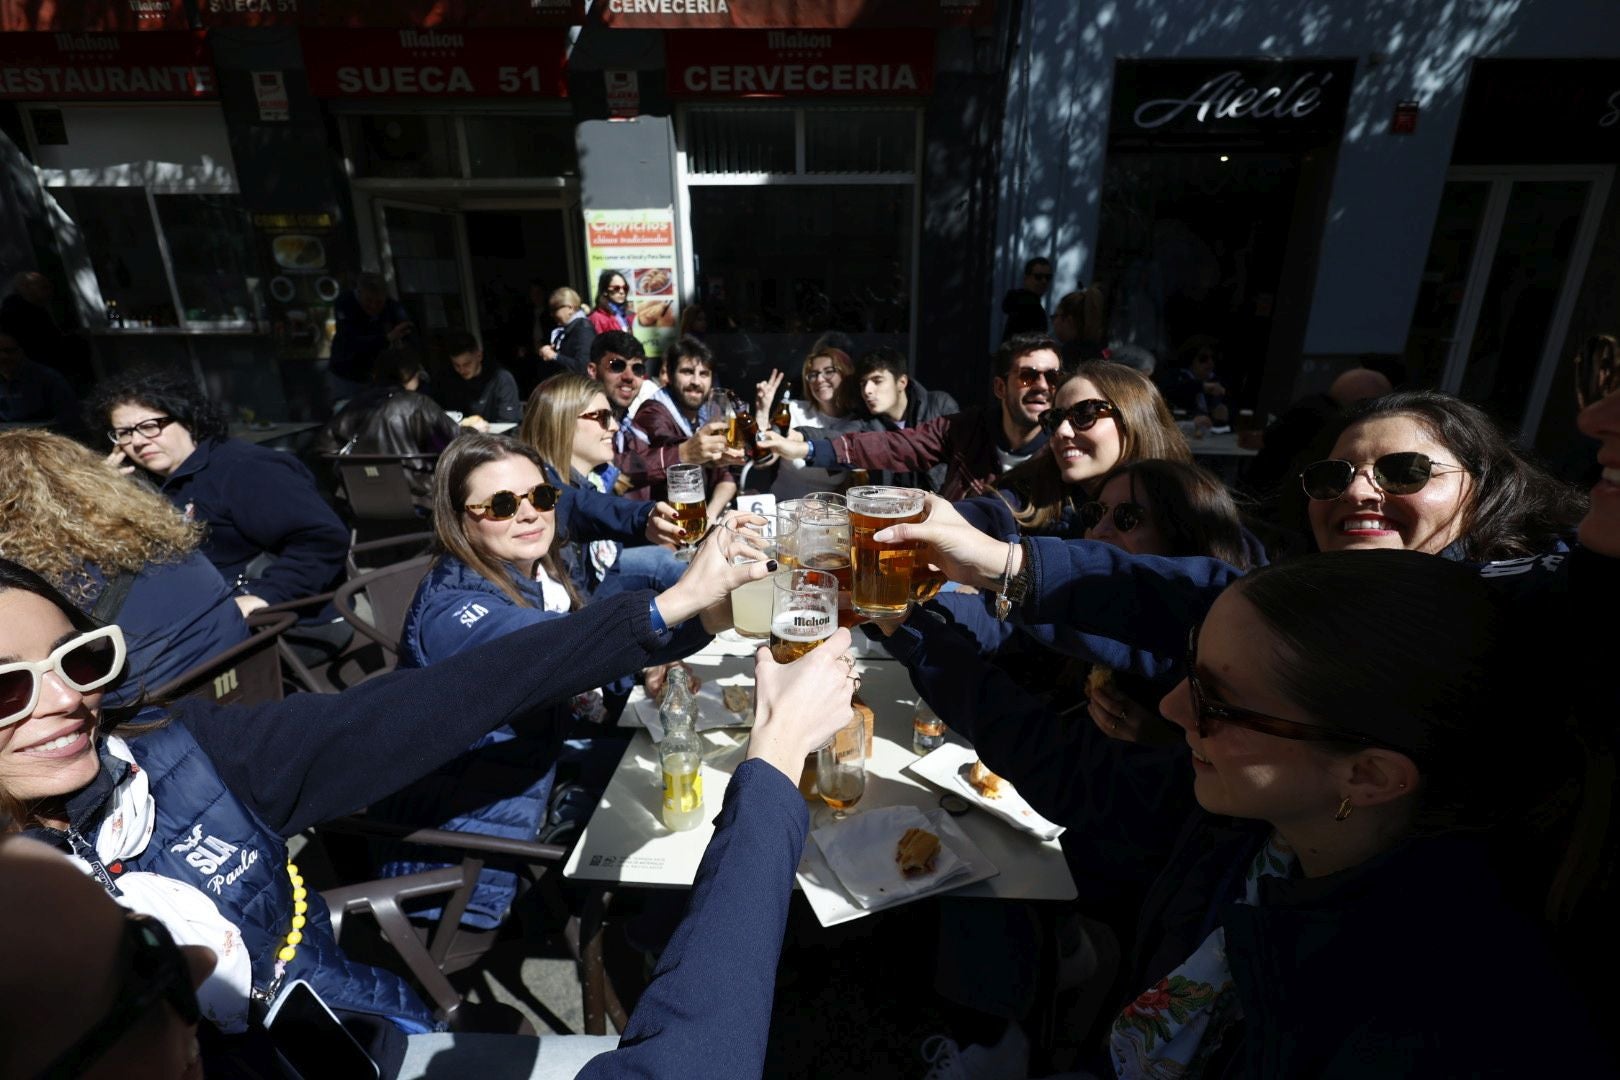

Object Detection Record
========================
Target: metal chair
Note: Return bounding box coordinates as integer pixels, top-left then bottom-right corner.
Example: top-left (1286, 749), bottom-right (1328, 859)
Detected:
top-left (144, 610), bottom-right (297, 706)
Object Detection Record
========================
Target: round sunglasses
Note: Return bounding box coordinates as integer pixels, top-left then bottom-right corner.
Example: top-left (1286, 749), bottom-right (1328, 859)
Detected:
top-left (463, 483), bottom-right (561, 520)
top-left (1079, 499), bottom-right (1148, 534)
top-left (1039, 398), bottom-right (1118, 436)
top-left (602, 356), bottom-right (647, 377)
top-left (0, 625), bottom-right (126, 728)
top-left (1299, 451), bottom-right (1468, 501)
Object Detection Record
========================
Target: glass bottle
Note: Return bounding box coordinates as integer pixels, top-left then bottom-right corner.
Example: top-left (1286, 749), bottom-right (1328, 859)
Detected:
top-left (912, 699), bottom-right (945, 755)
top-left (658, 668), bottom-right (704, 830)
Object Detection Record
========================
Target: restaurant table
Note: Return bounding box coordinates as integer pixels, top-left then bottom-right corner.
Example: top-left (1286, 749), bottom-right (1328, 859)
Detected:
top-left (563, 630), bottom-right (1078, 1032)
top-left (230, 420), bottom-right (322, 447)
top-left (487, 421), bottom-right (517, 434)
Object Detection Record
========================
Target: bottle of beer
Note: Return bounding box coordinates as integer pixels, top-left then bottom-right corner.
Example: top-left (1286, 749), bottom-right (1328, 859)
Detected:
top-left (772, 391), bottom-right (793, 436)
top-left (658, 668), bottom-right (704, 831)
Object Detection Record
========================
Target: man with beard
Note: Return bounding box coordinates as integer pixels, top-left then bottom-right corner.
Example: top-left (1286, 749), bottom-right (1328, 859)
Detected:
top-left (595, 332), bottom-right (739, 508)
top-left (763, 334), bottom-right (1063, 500)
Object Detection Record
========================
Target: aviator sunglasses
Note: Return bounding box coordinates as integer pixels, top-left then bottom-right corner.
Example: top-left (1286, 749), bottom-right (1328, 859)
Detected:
top-left (1299, 451), bottom-right (1468, 501)
top-left (0, 625), bottom-right (126, 728)
top-left (463, 483), bottom-right (561, 520)
top-left (1079, 499), bottom-right (1148, 534)
top-left (1039, 398), bottom-right (1118, 436)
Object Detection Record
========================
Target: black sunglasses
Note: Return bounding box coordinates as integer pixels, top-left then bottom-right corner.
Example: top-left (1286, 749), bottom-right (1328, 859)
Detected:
top-left (106, 416), bottom-right (180, 446)
top-left (1576, 340), bottom-right (1618, 408)
top-left (1079, 500), bottom-right (1148, 534)
top-left (40, 913), bottom-right (199, 1079)
top-left (1185, 625), bottom-right (1410, 752)
top-left (604, 357), bottom-right (647, 377)
top-left (578, 408), bottom-right (616, 430)
top-left (1039, 398), bottom-right (1118, 435)
top-left (1299, 451), bottom-right (1468, 501)
top-left (463, 483), bottom-right (561, 520)
top-left (1013, 367), bottom-right (1064, 389)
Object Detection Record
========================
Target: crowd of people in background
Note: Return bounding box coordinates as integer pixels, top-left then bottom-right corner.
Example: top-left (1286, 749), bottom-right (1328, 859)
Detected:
top-left (0, 257), bottom-right (1616, 1080)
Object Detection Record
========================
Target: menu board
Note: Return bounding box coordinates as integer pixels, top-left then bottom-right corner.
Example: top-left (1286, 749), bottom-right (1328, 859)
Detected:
top-left (583, 208), bottom-right (679, 358)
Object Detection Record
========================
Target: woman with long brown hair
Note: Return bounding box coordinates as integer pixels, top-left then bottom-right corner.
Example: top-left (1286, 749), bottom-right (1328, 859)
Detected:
top-left (0, 429), bottom-right (247, 705)
top-left (754, 345), bottom-right (871, 497)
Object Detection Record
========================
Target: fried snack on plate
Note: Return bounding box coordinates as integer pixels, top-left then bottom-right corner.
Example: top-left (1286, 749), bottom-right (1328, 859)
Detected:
top-left (968, 759), bottom-right (1004, 799)
top-left (896, 827), bottom-right (941, 878)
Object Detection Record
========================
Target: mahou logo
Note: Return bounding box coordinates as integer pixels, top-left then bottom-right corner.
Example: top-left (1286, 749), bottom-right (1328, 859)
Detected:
top-left (767, 31), bottom-right (831, 51)
top-left (55, 33), bottom-right (120, 52)
top-left (399, 29), bottom-right (465, 50)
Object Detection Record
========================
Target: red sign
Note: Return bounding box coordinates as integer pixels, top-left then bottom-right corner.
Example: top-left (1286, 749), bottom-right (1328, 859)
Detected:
top-left (603, 0), bottom-right (989, 29)
top-left (196, 0), bottom-right (582, 27)
top-left (666, 29), bottom-right (932, 97)
top-left (300, 28), bottom-right (568, 96)
top-left (586, 216), bottom-right (674, 247)
top-left (0, 0), bottom-right (186, 31)
top-left (0, 31), bottom-right (214, 99)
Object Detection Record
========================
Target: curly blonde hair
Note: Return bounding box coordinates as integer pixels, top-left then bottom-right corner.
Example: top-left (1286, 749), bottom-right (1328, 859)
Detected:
top-left (0, 429), bottom-right (202, 601)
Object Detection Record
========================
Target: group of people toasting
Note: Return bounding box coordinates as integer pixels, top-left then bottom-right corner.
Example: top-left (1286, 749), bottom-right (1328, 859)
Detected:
top-left (0, 323), bottom-right (1617, 1079)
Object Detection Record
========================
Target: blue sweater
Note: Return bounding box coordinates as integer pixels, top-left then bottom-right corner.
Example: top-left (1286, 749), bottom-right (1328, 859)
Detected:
top-left (157, 437), bottom-right (349, 606)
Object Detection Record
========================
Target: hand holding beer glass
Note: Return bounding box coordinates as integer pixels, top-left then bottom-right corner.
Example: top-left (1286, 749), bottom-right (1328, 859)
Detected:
top-left (666, 462), bottom-right (707, 561)
top-left (769, 569), bottom-right (838, 663)
top-left (849, 486), bottom-right (929, 618)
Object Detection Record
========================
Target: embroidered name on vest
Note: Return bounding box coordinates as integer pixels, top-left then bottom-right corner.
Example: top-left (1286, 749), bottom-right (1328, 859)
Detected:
top-left (170, 823), bottom-right (260, 892)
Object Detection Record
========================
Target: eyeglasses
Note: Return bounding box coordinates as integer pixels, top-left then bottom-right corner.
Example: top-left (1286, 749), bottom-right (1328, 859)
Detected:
top-left (1184, 625), bottom-right (1407, 752)
top-left (578, 408), bottom-right (616, 431)
top-left (1038, 398), bottom-right (1118, 435)
top-left (1299, 452), bottom-right (1468, 501)
top-left (1012, 367), bottom-right (1064, 389)
top-left (807, 367), bottom-right (840, 382)
top-left (0, 626), bottom-right (126, 729)
top-left (463, 483), bottom-right (561, 520)
top-left (605, 283), bottom-right (628, 294)
top-left (106, 416), bottom-right (179, 446)
top-left (41, 912), bottom-right (200, 1079)
top-left (1576, 342), bottom-right (1618, 408)
top-left (604, 357), bottom-right (647, 377)
top-left (1079, 500), bottom-right (1147, 534)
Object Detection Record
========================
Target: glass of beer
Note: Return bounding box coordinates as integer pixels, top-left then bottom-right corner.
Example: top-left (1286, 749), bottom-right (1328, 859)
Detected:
top-left (849, 485), bottom-right (927, 618)
top-left (817, 713), bottom-right (867, 821)
top-left (667, 463), bottom-right (707, 562)
top-left (797, 502), bottom-right (854, 626)
top-left (769, 569), bottom-right (838, 663)
top-left (775, 501), bottom-right (806, 567)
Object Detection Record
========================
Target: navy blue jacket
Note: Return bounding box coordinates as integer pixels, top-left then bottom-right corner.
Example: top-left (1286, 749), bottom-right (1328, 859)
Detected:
top-left (578, 760), bottom-right (807, 1080)
top-left (157, 437), bottom-right (349, 606)
top-left (556, 469), bottom-right (653, 549)
top-left (29, 588), bottom-right (686, 1044)
top-left (375, 555), bottom-right (707, 927)
top-left (81, 555), bottom-right (250, 707)
top-left (330, 291), bottom-right (412, 383)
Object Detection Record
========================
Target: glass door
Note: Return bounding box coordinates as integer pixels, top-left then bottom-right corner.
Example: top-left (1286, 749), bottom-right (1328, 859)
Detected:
top-left (1407, 167), bottom-right (1613, 442)
top-left (375, 200), bottom-right (474, 340)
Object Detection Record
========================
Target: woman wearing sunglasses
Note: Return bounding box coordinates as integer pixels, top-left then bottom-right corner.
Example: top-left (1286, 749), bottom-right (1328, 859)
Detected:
top-left (0, 430), bottom-right (250, 709)
top-left (587, 269), bottom-right (634, 335)
top-left (1301, 389), bottom-right (1584, 561)
top-left (0, 502), bottom-right (771, 1062)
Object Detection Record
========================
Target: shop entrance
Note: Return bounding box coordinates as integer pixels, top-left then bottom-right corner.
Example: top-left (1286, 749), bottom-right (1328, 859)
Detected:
top-left (1403, 165), bottom-right (1613, 442)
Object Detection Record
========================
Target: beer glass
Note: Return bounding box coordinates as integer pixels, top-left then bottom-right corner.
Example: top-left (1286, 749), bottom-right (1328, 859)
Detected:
top-left (848, 486), bottom-right (926, 618)
top-left (667, 463), bottom-right (707, 561)
top-left (797, 502), bottom-right (854, 626)
top-left (726, 523), bottom-right (777, 640)
top-left (775, 501), bottom-right (806, 568)
top-left (817, 713), bottom-right (867, 821)
top-left (769, 569), bottom-right (838, 663)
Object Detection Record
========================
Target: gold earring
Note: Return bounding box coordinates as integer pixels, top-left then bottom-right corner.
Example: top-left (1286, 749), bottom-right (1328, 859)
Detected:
top-left (1334, 796), bottom-right (1353, 822)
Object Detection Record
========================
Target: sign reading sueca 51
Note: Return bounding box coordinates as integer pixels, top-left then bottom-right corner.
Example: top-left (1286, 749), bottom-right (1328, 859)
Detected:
top-left (666, 29), bottom-right (932, 97)
top-left (299, 28), bottom-right (567, 97)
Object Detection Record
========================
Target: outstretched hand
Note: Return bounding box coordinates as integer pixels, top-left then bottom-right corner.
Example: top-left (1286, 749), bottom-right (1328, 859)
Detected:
top-left (870, 494), bottom-right (1016, 593)
top-left (749, 627), bottom-right (857, 784)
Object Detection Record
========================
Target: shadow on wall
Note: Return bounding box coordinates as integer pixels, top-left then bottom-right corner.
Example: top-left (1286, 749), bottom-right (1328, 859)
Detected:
top-left (994, 0), bottom-right (1526, 302)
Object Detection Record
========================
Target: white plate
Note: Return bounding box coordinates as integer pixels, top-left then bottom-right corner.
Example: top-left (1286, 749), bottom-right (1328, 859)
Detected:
top-left (795, 808), bottom-right (996, 927)
top-left (630, 677), bottom-right (754, 740)
top-left (906, 743), bottom-right (1065, 841)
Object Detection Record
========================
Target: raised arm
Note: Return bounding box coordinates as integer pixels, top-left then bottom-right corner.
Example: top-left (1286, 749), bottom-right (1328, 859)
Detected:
top-left (557, 480), bottom-right (653, 545)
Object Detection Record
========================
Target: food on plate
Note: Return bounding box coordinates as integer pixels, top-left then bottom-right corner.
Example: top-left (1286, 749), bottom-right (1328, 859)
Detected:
top-left (635, 267), bottom-right (673, 295)
top-left (637, 299), bottom-right (672, 327)
top-left (896, 827), bottom-right (941, 878)
top-left (459, 415), bottom-right (486, 428)
top-left (722, 685), bottom-right (752, 714)
top-left (271, 234), bottom-right (326, 270)
top-left (1086, 666), bottom-right (1115, 699)
top-left (968, 759), bottom-right (1004, 800)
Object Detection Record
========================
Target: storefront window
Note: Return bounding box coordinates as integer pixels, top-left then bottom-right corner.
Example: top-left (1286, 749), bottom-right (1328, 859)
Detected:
top-left (804, 110), bottom-right (915, 174)
top-left (686, 109), bottom-right (795, 174)
top-left (54, 188), bottom-right (179, 328)
top-left (351, 115), bottom-right (459, 179)
top-left (154, 195), bottom-right (258, 326)
top-left (465, 115), bottom-right (577, 177)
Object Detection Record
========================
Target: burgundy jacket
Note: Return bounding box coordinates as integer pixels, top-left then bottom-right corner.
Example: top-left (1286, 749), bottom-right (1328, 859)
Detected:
top-left (613, 399), bottom-right (735, 502)
top-left (810, 405), bottom-right (1044, 502)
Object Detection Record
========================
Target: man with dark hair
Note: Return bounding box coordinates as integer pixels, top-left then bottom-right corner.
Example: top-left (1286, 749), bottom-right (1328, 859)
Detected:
top-left (429, 329), bottom-right (521, 426)
top-left (768, 334), bottom-right (1061, 499)
top-left (632, 335), bottom-right (738, 512)
top-left (1001, 256), bottom-right (1053, 341)
top-left (853, 348), bottom-right (958, 491)
top-left (591, 332), bottom-right (737, 501)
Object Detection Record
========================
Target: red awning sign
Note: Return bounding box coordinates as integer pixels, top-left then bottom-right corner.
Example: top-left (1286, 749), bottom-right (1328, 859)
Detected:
top-left (666, 29), bottom-right (933, 97)
top-left (602, 0), bottom-right (989, 29)
top-left (196, 0), bottom-right (582, 27)
top-left (0, 31), bottom-right (215, 99)
top-left (299, 28), bottom-right (568, 96)
top-left (0, 0), bottom-right (188, 32)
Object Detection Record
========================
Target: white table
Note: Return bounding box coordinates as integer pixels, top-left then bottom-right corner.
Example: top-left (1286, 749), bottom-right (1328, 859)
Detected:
top-left (565, 636), bottom-right (1076, 909)
top-left (487, 421), bottom-right (517, 434)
